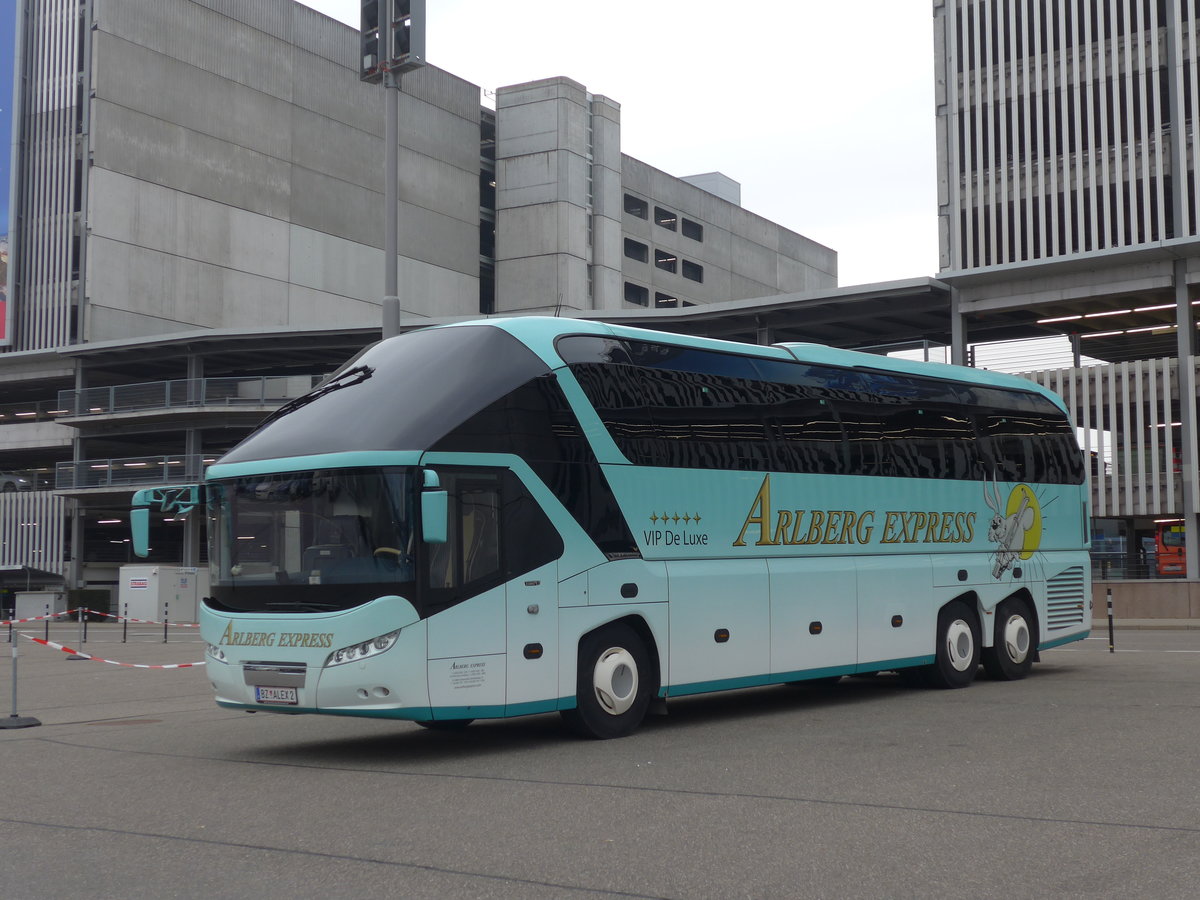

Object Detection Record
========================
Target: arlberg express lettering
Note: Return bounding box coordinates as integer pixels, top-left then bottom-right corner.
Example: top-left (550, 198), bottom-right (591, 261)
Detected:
top-left (218, 622), bottom-right (333, 648)
top-left (732, 475), bottom-right (976, 548)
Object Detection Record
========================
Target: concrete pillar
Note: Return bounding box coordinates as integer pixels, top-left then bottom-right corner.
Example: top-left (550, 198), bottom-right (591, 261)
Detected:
top-left (494, 78), bottom-right (594, 315)
top-left (1173, 259), bottom-right (1199, 579)
top-left (68, 363), bottom-right (85, 590)
top-left (950, 285), bottom-right (968, 366)
top-left (756, 318), bottom-right (773, 346)
top-left (182, 355), bottom-right (204, 569)
top-left (589, 95), bottom-right (622, 311)
top-left (182, 428), bottom-right (201, 569)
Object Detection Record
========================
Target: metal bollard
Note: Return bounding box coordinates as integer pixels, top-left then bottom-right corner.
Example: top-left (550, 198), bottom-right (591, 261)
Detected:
top-left (163, 602), bottom-right (169, 644)
top-left (43, 604), bottom-right (49, 642)
top-left (1107, 587), bottom-right (1115, 653)
top-left (122, 603), bottom-right (128, 643)
top-left (67, 606), bottom-right (88, 661)
top-left (1, 638), bottom-right (41, 729)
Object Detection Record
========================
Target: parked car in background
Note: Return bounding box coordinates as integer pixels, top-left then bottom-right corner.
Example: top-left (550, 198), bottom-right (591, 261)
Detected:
top-left (0, 472), bottom-right (34, 492)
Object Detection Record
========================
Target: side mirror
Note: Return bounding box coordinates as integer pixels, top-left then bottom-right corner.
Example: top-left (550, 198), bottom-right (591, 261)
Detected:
top-left (131, 507), bottom-right (151, 558)
top-left (420, 469), bottom-right (447, 544)
top-left (421, 491), bottom-right (448, 544)
top-left (130, 484), bottom-right (202, 559)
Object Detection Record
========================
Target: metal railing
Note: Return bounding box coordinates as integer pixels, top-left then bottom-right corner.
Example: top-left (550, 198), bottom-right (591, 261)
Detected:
top-left (55, 455), bottom-right (209, 490)
top-left (57, 375), bottom-right (322, 417)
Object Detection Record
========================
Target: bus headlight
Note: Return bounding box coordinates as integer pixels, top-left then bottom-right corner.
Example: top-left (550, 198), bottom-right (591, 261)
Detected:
top-left (205, 643), bottom-right (228, 664)
top-left (325, 630), bottom-right (402, 668)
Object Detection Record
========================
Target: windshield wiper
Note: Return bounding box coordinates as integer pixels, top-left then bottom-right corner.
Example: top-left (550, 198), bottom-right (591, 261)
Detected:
top-left (260, 365), bottom-right (374, 425)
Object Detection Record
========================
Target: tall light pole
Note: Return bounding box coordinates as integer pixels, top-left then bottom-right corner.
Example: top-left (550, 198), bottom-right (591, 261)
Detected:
top-left (361, 1), bottom-right (426, 339)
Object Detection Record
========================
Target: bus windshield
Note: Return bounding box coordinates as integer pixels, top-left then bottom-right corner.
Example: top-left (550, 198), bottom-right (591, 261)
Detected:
top-left (206, 468), bottom-right (417, 614)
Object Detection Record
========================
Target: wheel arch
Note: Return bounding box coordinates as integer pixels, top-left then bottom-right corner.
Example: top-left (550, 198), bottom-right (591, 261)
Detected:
top-left (943, 590), bottom-right (983, 629)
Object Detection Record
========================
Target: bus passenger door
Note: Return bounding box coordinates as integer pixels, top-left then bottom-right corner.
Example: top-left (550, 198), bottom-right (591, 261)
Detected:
top-left (667, 559), bottom-right (770, 692)
top-left (506, 561), bottom-right (558, 711)
top-left (768, 558), bottom-right (858, 678)
top-left (855, 555), bottom-right (934, 669)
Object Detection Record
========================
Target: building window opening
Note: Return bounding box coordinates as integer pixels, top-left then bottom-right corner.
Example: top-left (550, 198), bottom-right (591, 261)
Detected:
top-left (681, 218), bottom-right (703, 241)
top-left (654, 249), bottom-right (677, 273)
top-left (681, 260), bottom-right (704, 283)
top-left (624, 239), bottom-right (649, 262)
top-left (624, 194), bottom-right (648, 219)
top-left (654, 207), bottom-right (678, 230)
top-left (624, 282), bottom-right (649, 306)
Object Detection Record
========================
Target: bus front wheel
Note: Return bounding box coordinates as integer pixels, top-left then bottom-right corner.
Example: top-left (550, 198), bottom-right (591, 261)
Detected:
top-left (924, 600), bottom-right (980, 689)
top-left (562, 623), bottom-right (652, 739)
top-left (981, 599), bottom-right (1035, 681)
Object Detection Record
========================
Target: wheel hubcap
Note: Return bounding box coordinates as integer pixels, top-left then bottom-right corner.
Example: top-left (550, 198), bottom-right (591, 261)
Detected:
top-left (945, 619), bottom-right (974, 672)
top-left (1002, 614), bottom-right (1030, 663)
top-left (593, 646), bottom-right (638, 716)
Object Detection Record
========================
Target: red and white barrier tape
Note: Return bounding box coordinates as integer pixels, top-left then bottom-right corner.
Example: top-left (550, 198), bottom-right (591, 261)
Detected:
top-left (1, 611), bottom-right (73, 626)
top-left (2, 608), bottom-right (199, 628)
top-left (79, 608), bottom-right (200, 628)
top-left (19, 633), bottom-right (204, 669)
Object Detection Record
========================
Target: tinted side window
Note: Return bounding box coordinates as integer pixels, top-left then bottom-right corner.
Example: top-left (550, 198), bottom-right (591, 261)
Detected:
top-left (640, 368), bottom-right (773, 471)
top-left (559, 335), bottom-right (1082, 484)
top-left (839, 402), bottom-right (982, 479)
top-left (978, 410), bottom-right (1084, 484)
top-left (758, 382), bottom-right (845, 474)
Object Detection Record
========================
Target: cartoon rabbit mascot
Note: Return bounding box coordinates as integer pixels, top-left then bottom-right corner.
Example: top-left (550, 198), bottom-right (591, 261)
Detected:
top-left (984, 477), bottom-right (1035, 579)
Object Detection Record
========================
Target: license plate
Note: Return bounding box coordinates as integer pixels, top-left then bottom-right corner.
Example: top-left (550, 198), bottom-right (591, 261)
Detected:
top-left (255, 686), bottom-right (298, 705)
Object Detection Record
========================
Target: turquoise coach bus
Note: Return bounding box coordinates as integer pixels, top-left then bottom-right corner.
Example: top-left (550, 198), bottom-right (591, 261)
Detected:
top-left (132, 317), bottom-right (1091, 738)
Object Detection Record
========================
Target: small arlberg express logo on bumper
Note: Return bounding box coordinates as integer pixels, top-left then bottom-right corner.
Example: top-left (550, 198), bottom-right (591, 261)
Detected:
top-left (217, 622), bottom-right (334, 648)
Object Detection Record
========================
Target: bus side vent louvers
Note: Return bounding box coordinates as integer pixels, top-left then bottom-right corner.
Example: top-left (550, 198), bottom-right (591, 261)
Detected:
top-left (1045, 567), bottom-right (1086, 631)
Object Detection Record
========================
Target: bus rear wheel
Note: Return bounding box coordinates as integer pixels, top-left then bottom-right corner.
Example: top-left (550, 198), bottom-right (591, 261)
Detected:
top-left (562, 623), bottom-right (652, 739)
top-left (923, 600), bottom-right (980, 689)
top-left (982, 599), bottom-right (1035, 681)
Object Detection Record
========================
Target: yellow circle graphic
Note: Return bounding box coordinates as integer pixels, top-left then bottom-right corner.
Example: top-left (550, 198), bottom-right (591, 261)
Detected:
top-left (1004, 484), bottom-right (1042, 560)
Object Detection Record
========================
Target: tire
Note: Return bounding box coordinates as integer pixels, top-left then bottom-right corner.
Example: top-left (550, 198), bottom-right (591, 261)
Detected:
top-left (1, 483), bottom-right (15, 493)
top-left (562, 623), bottom-right (652, 739)
top-left (981, 598), bottom-right (1036, 681)
top-left (414, 718), bottom-right (474, 730)
top-left (923, 600), bottom-right (980, 689)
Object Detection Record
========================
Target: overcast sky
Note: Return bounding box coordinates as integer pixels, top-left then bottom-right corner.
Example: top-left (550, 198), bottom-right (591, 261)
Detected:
top-left (299, 0), bottom-right (939, 288)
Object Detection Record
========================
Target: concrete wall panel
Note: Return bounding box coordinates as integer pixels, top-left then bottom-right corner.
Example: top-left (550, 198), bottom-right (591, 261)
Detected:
top-left (86, 236), bottom-right (290, 334)
top-left (395, 148), bottom-right (480, 225)
top-left (92, 101), bottom-right (292, 220)
top-left (284, 284), bottom-right (381, 330)
top-left (92, 32), bottom-right (293, 163)
top-left (287, 167), bottom-right (378, 247)
top-left (497, 203), bottom-right (588, 262)
top-left (395, 200), bottom-right (481, 277)
top-left (287, 226), bottom-right (380, 301)
top-left (89, 169), bottom-right (290, 282)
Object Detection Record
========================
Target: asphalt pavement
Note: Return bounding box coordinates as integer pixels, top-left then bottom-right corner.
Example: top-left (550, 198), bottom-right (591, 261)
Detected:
top-left (1, 622), bottom-right (1198, 899)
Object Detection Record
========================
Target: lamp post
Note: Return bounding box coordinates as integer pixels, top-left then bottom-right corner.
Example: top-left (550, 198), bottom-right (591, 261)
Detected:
top-left (361, 1), bottom-right (426, 339)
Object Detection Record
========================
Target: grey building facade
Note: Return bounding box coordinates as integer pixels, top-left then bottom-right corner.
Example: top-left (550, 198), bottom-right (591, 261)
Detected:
top-left (0, 0), bottom-right (836, 597)
top-left (935, 0), bottom-right (1200, 580)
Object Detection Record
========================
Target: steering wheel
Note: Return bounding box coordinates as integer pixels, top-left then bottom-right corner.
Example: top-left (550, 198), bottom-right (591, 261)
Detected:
top-left (373, 547), bottom-right (404, 559)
